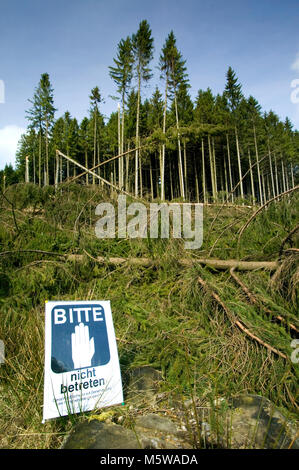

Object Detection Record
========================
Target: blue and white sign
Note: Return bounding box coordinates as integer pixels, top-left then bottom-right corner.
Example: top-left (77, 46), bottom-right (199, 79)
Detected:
top-left (42, 300), bottom-right (123, 422)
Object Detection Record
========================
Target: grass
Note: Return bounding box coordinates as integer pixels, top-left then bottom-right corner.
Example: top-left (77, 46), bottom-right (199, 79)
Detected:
top-left (0, 183), bottom-right (298, 448)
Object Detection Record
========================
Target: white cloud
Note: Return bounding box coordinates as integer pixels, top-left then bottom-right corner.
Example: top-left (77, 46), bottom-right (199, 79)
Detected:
top-left (291, 52), bottom-right (299, 72)
top-left (0, 125), bottom-right (26, 170)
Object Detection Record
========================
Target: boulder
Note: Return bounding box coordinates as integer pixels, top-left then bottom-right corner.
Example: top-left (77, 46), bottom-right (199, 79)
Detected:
top-left (224, 395), bottom-right (299, 449)
top-left (61, 420), bottom-right (141, 449)
top-left (60, 368), bottom-right (299, 450)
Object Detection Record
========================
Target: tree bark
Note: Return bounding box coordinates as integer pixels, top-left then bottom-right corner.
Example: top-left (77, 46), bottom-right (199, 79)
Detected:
top-left (253, 124), bottom-right (263, 205)
top-left (235, 126), bottom-right (243, 200)
top-left (135, 70), bottom-right (141, 198)
top-left (226, 133), bottom-right (234, 203)
top-left (174, 94), bottom-right (185, 200)
top-left (201, 138), bottom-right (207, 204)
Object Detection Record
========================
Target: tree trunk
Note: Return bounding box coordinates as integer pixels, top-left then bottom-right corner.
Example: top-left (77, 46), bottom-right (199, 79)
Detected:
top-left (195, 156), bottom-right (199, 203)
top-left (268, 143), bottom-right (275, 198)
top-left (161, 76), bottom-right (168, 201)
top-left (183, 140), bottom-right (188, 200)
top-left (170, 161), bottom-right (174, 200)
top-left (33, 151), bottom-right (36, 185)
top-left (291, 164), bottom-right (295, 188)
top-left (262, 171), bottom-right (266, 204)
top-left (150, 159), bottom-right (154, 200)
top-left (45, 120), bottom-right (49, 185)
top-left (55, 152), bottom-right (59, 190)
top-left (85, 151), bottom-right (88, 185)
top-left (121, 95), bottom-right (125, 191)
top-left (174, 94), bottom-right (185, 200)
top-left (139, 155), bottom-right (143, 198)
top-left (125, 143), bottom-right (130, 193)
top-left (248, 149), bottom-right (255, 204)
top-left (226, 133), bottom-right (233, 203)
top-left (285, 164), bottom-right (290, 191)
top-left (253, 124), bottom-right (262, 205)
top-left (38, 130), bottom-right (42, 187)
top-left (274, 154), bottom-right (279, 196)
top-left (135, 70), bottom-right (141, 198)
top-left (212, 137), bottom-right (218, 201)
top-left (202, 138), bottom-right (207, 204)
top-left (224, 154), bottom-right (229, 201)
top-left (208, 135), bottom-right (216, 201)
top-left (25, 156), bottom-right (29, 183)
top-left (281, 158), bottom-right (286, 193)
top-left (235, 126), bottom-right (243, 200)
top-left (118, 103), bottom-right (121, 189)
top-left (93, 111), bottom-right (97, 185)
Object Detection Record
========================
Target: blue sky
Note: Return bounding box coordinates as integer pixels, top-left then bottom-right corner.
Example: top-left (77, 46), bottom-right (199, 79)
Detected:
top-left (0, 0), bottom-right (299, 169)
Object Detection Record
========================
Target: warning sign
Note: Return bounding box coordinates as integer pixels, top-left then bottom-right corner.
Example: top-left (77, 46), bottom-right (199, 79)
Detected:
top-left (42, 300), bottom-right (123, 422)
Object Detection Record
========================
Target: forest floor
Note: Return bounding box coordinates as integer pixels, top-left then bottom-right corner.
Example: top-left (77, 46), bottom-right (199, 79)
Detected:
top-left (0, 183), bottom-right (298, 449)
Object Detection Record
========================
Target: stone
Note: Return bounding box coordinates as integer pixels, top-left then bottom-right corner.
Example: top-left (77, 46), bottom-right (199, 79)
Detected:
top-left (203, 395), bottom-right (299, 449)
top-left (60, 392), bottom-right (299, 450)
top-left (61, 412), bottom-right (192, 450)
top-left (135, 414), bottom-right (178, 433)
top-left (227, 395), bottom-right (299, 449)
top-left (61, 420), bottom-right (141, 449)
top-left (125, 366), bottom-right (162, 407)
top-left (134, 414), bottom-right (192, 449)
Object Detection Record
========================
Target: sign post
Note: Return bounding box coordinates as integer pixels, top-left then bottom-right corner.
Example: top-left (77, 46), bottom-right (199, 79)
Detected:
top-left (42, 300), bottom-right (123, 422)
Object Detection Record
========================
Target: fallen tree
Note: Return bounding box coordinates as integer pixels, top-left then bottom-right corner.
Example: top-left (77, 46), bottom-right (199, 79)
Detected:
top-left (77, 252), bottom-right (279, 271)
top-left (197, 275), bottom-right (288, 361)
top-left (0, 249), bottom-right (279, 271)
top-left (229, 267), bottom-right (298, 334)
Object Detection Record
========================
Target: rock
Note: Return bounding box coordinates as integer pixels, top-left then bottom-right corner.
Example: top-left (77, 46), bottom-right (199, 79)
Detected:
top-left (61, 412), bottom-right (192, 450)
top-left (61, 420), bottom-right (141, 449)
top-left (125, 366), bottom-right (162, 407)
top-left (134, 413), bottom-right (192, 449)
top-left (228, 395), bottom-right (299, 449)
top-left (60, 391), bottom-right (299, 450)
top-left (204, 395), bottom-right (299, 449)
top-left (135, 414), bottom-right (177, 433)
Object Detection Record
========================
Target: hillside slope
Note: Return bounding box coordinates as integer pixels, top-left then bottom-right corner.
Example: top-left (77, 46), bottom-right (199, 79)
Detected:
top-left (0, 183), bottom-right (298, 448)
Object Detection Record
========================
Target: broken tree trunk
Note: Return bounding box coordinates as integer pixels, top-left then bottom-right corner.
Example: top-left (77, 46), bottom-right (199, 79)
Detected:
top-left (71, 252), bottom-right (278, 271)
top-left (229, 267), bottom-right (298, 334)
top-left (197, 274), bottom-right (288, 360)
top-left (0, 250), bottom-right (279, 271)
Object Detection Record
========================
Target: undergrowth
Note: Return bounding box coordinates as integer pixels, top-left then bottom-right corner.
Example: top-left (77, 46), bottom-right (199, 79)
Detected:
top-left (0, 183), bottom-right (298, 448)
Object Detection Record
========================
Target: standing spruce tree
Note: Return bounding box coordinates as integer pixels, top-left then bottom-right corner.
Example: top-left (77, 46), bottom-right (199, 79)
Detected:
top-left (159, 31), bottom-right (176, 201)
top-left (89, 87), bottom-right (103, 185)
top-left (132, 20), bottom-right (154, 197)
top-left (246, 95), bottom-right (263, 204)
top-left (15, 129), bottom-right (37, 183)
top-left (109, 36), bottom-right (134, 190)
top-left (26, 78), bottom-right (43, 186)
top-left (51, 117), bottom-right (65, 183)
top-left (41, 74), bottom-right (55, 185)
top-left (64, 111), bottom-right (72, 179)
top-left (224, 67), bottom-right (244, 199)
top-left (167, 33), bottom-right (189, 200)
top-left (194, 88), bottom-right (216, 202)
top-left (147, 87), bottom-right (164, 198)
top-left (79, 117), bottom-right (91, 185)
top-left (26, 74), bottom-right (55, 186)
top-left (170, 82), bottom-right (193, 199)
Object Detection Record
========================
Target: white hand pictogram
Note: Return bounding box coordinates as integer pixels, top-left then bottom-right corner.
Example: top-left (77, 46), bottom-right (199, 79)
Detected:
top-left (71, 322), bottom-right (95, 369)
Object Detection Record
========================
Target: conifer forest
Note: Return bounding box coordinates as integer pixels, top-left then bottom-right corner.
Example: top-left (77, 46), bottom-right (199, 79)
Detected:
top-left (0, 17), bottom-right (298, 451)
